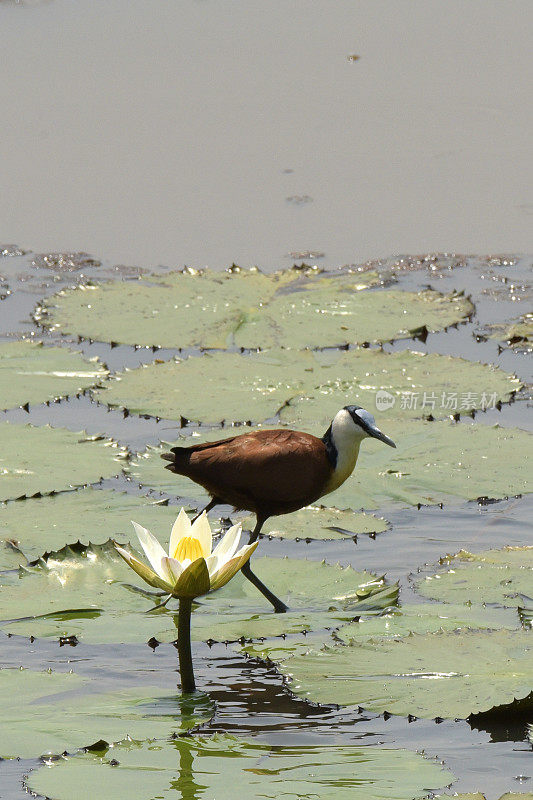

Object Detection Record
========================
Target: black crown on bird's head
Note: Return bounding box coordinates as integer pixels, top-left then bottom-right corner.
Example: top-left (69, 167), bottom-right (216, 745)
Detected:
top-left (343, 405), bottom-right (396, 448)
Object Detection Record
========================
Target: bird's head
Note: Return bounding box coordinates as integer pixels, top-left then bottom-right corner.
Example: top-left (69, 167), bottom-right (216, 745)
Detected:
top-left (342, 405), bottom-right (396, 448)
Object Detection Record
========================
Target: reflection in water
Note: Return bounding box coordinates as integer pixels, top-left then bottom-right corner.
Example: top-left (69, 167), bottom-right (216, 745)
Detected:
top-left (169, 742), bottom-right (205, 800)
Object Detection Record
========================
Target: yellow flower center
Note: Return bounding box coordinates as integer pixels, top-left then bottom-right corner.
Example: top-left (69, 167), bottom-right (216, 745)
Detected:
top-left (174, 536), bottom-right (204, 563)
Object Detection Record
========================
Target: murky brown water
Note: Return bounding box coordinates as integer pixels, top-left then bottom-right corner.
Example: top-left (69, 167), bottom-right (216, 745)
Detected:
top-left (1, 0), bottom-right (532, 268)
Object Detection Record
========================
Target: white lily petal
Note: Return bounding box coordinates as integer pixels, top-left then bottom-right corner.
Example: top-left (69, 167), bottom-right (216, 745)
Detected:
top-left (161, 556), bottom-right (184, 585)
top-left (190, 511), bottom-right (213, 558)
top-left (169, 508), bottom-right (191, 559)
top-left (115, 544), bottom-right (173, 592)
top-left (210, 524), bottom-right (242, 569)
top-left (132, 521), bottom-right (169, 581)
top-left (205, 553), bottom-right (219, 578)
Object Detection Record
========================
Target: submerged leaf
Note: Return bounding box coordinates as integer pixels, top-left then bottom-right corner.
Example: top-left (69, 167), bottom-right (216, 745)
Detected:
top-left (0, 668), bottom-right (213, 759)
top-left (27, 732), bottom-right (453, 800)
top-left (416, 546), bottom-right (533, 609)
top-left (241, 506), bottom-right (389, 540)
top-left (335, 603), bottom-right (518, 644)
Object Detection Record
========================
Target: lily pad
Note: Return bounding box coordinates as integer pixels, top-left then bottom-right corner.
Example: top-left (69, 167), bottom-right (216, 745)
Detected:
top-left (0, 488), bottom-right (193, 570)
top-left (37, 268), bottom-right (472, 349)
top-left (260, 629), bottom-right (533, 719)
top-left (35, 268), bottom-right (299, 349)
top-left (240, 506), bottom-right (389, 540)
top-left (416, 547), bottom-right (533, 609)
top-left (335, 603), bottom-right (518, 643)
top-left (0, 543), bottom-right (398, 644)
top-left (0, 667), bottom-right (213, 759)
top-left (93, 347), bottom-right (519, 425)
top-left (0, 340), bottom-right (107, 411)
top-left (27, 732), bottom-right (453, 800)
top-left (234, 287), bottom-right (472, 349)
top-left (0, 423), bottom-right (126, 502)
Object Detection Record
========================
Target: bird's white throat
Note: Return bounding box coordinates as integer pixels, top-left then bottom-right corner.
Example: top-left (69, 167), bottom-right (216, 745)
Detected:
top-left (320, 409), bottom-right (365, 497)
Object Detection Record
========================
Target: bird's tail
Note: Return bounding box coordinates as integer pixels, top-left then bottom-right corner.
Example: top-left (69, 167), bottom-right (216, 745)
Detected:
top-left (161, 446), bottom-right (189, 473)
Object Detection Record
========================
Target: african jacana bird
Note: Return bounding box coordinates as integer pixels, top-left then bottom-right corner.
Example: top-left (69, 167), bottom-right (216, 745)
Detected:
top-left (162, 405), bottom-right (395, 613)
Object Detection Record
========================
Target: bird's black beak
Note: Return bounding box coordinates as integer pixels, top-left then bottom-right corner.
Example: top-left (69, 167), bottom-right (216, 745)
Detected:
top-left (369, 426), bottom-right (396, 448)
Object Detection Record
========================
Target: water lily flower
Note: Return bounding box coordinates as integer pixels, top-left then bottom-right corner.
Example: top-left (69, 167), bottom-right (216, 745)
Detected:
top-left (115, 508), bottom-right (258, 600)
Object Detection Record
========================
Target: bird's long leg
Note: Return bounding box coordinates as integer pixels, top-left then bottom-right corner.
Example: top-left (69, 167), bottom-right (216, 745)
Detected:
top-left (241, 516), bottom-right (288, 614)
top-left (191, 497), bottom-right (220, 523)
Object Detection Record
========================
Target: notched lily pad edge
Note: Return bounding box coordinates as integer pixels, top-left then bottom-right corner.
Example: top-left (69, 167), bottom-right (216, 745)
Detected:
top-left (0, 340), bottom-right (110, 413)
top-left (35, 265), bottom-right (474, 353)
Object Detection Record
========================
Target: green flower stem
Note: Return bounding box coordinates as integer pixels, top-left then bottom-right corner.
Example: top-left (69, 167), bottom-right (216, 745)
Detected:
top-left (177, 597), bottom-right (196, 694)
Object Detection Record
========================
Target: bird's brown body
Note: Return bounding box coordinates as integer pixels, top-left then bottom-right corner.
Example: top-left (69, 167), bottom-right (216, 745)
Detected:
top-left (162, 407), bottom-right (395, 613)
top-left (164, 428), bottom-right (333, 517)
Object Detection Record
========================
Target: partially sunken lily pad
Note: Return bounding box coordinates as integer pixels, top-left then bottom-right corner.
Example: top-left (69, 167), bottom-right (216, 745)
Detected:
top-left (416, 547), bottom-right (533, 609)
top-left (0, 423), bottom-right (126, 502)
top-left (0, 668), bottom-right (213, 759)
top-left (262, 629), bottom-right (533, 719)
top-left (28, 732), bottom-right (453, 800)
top-left (321, 420), bottom-right (532, 510)
top-left (241, 506), bottom-right (389, 540)
top-left (0, 340), bottom-right (107, 411)
top-left (335, 603), bottom-right (518, 644)
top-left (37, 267), bottom-right (472, 349)
top-left (489, 314), bottom-right (533, 346)
top-left (93, 347), bottom-right (519, 425)
top-left (0, 543), bottom-right (397, 644)
top-left (0, 488), bottom-right (191, 570)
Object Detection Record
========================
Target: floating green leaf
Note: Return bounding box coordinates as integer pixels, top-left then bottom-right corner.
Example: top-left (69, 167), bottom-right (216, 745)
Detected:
top-left (261, 629), bottom-right (533, 719)
top-left (335, 603), bottom-right (518, 644)
top-left (37, 267), bottom-right (472, 349)
top-left (0, 423), bottom-right (126, 502)
top-left (416, 547), bottom-right (533, 609)
top-left (93, 347), bottom-right (519, 425)
top-left (0, 543), bottom-right (397, 644)
top-left (28, 732), bottom-right (453, 800)
top-left (241, 506), bottom-right (389, 540)
top-left (0, 668), bottom-right (213, 760)
top-left (0, 488), bottom-right (192, 570)
top-left (233, 287), bottom-right (472, 349)
top-left (35, 268), bottom-right (300, 349)
top-left (0, 340), bottom-right (107, 411)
